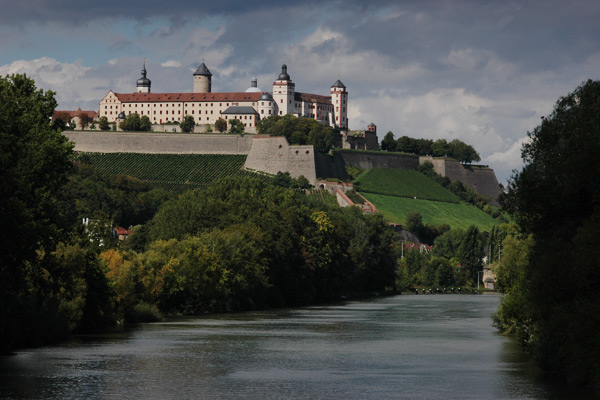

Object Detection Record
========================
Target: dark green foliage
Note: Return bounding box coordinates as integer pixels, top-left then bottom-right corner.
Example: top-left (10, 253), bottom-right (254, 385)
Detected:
top-left (64, 160), bottom-right (172, 228)
top-left (228, 119), bottom-right (245, 135)
top-left (272, 171), bottom-right (312, 189)
top-left (354, 168), bottom-right (460, 203)
top-left (179, 115), bottom-right (195, 133)
top-left (119, 113), bottom-right (151, 131)
top-left (257, 114), bottom-right (335, 153)
top-left (98, 116), bottom-right (110, 130)
top-left (381, 131), bottom-right (396, 151)
top-left (405, 211), bottom-right (450, 245)
top-left (137, 176), bottom-right (396, 311)
top-left (457, 226), bottom-right (483, 282)
top-left (500, 80), bottom-right (600, 385)
top-left (214, 118), bottom-right (227, 133)
top-left (0, 74), bottom-right (115, 352)
top-left (381, 134), bottom-right (480, 164)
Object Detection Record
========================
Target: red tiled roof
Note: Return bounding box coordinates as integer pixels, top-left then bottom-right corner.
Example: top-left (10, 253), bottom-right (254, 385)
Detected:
top-left (295, 92), bottom-right (332, 105)
top-left (114, 92), bottom-right (263, 103)
top-left (54, 109), bottom-right (98, 119)
top-left (114, 227), bottom-right (130, 235)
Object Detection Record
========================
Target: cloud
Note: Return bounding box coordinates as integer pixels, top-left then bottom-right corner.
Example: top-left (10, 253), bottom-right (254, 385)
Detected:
top-left (161, 60), bottom-right (181, 68)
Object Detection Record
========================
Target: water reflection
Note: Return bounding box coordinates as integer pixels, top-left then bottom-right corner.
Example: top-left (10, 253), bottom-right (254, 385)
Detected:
top-left (0, 295), bottom-right (597, 399)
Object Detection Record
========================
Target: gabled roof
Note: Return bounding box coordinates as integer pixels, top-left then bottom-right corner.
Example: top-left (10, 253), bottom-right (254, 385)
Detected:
top-left (295, 92), bottom-right (332, 105)
top-left (53, 109), bottom-right (98, 120)
top-left (113, 92), bottom-right (262, 103)
top-left (222, 106), bottom-right (258, 115)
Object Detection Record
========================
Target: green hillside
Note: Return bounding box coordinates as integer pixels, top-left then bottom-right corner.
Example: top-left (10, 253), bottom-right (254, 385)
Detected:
top-left (362, 193), bottom-right (499, 231)
top-left (354, 168), bottom-right (460, 203)
top-left (80, 153), bottom-right (264, 193)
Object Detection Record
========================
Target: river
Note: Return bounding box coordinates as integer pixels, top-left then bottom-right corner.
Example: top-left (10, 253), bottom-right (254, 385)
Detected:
top-left (0, 294), bottom-right (595, 399)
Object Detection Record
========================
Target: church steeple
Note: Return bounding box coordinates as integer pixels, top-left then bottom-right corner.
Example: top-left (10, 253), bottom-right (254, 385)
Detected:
top-left (136, 59), bottom-right (151, 93)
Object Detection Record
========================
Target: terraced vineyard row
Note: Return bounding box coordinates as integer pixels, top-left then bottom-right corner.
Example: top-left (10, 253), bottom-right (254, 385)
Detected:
top-left (81, 153), bottom-right (266, 192)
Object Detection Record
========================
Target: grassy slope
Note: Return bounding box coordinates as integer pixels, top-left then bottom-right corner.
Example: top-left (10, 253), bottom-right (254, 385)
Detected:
top-left (362, 193), bottom-right (499, 231)
top-left (354, 168), bottom-right (460, 203)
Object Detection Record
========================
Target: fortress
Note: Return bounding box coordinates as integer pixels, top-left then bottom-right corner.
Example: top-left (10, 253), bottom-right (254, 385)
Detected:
top-left (98, 61), bottom-right (349, 132)
top-left (63, 59), bottom-right (502, 205)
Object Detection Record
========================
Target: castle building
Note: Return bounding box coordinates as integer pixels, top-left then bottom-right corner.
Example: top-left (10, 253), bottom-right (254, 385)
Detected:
top-left (98, 62), bottom-right (348, 131)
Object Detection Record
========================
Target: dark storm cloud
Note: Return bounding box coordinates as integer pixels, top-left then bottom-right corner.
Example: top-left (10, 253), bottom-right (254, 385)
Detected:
top-left (0, 0), bottom-right (308, 25)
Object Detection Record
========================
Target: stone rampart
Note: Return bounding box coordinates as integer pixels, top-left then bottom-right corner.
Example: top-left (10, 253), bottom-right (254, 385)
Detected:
top-left (420, 156), bottom-right (502, 206)
top-left (337, 151), bottom-right (420, 171)
top-left (243, 136), bottom-right (317, 183)
top-left (64, 131), bottom-right (253, 154)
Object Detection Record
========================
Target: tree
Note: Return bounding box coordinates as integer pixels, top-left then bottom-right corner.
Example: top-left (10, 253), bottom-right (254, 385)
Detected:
top-left (228, 118), bottom-right (245, 135)
top-left (500, 79), bottom-right (600, 385)
top-left (256, 115), bottom-right (335, 153)
top-left (205, 124), bottom-right (213, 133)
top-left (140, 115), bottom-right (152, 131)
top-left (215, 118), bottom-right (227, 133)
top-left (0, 74), bottom-right (77, 352)
top-left (119, 113), bottom-right (151, 131)
top-left (78, 112), bottom-right (91, 130)
top-left (53, 111), bottom-right (71, 131)
top-left (381, 131), bottom-right (396, 151)
top-left (180, 115), bottom-right (195, 133)
top-left (98, 116), bottom-right (110, 130)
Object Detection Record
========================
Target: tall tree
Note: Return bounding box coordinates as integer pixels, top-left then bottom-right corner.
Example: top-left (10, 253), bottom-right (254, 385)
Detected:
top-left (501, 79), bottom-right (600, 385)
top-left (381, 131), bottom-right (396, 151)
top-left (0, 74), bottom-right (75, 351)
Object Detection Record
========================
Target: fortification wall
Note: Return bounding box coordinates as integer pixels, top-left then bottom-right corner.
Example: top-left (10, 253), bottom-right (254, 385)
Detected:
top-left (419, 156), bottom-right (447, 176)
top-left (443, 161), bottom-right (503, 206)
top-left (338, 151), bottom-right (420, 170)
top-left (420, 156), bottom-right (502, 206)
top-left (244, 136), bottom-right (317, 183)
top-left (314, 152), bottom-right (347, 180)
top-left (64, 131), bottom-right (253, 154)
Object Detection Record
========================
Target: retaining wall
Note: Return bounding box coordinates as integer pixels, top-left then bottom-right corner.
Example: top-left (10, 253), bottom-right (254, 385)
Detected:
top-left (337, 151), bottom-right (420, 170)
top-left (243, 136), bottom-right (317, 183)
top-left (64, 131), bottom-right (253, 154)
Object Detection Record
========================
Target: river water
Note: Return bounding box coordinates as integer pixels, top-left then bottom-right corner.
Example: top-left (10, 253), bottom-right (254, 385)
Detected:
top-left (0, 294), bottom-right (595, 399)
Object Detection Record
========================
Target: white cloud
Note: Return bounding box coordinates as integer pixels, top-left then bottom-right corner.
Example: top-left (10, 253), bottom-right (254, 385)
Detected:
top-left (161, 60), bottom-right (181, 68)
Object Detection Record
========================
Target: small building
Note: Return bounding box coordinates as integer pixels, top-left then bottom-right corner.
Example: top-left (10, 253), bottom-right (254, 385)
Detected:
top-left (113, 226), bottom-right (130, 241)
top-left (222, 106), bottom-right (259, 129)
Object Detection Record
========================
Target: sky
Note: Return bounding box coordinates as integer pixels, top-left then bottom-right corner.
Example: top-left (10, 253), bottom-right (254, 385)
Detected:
top-left (1, 0), bottom-right (599, 185)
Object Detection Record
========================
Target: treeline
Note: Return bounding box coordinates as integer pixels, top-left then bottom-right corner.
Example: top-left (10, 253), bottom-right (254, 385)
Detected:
top-left (381, 132), bottom-right (481, 164)
top-left (105, 176), bottom-right (396, 317)
top-left (493, 80), bottom-right (600, 387)
top-left (396, 220), bottom-right (507, 290)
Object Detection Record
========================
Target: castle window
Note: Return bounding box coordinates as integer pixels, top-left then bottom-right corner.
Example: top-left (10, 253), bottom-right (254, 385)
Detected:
top-left (280, 111), bottom-right (282, 115)
top-left (192, 110), bottom-right (194, 114)
top-left (261, 110), bottom-right (264, 114)
top-left (269, 110), bottom-right (272, 114)
top-left (280, 99), bottom-right (283, 103)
